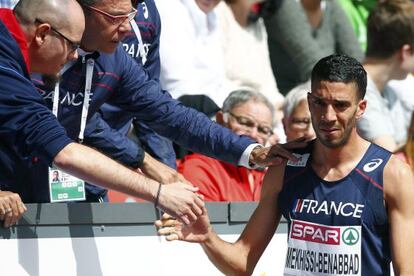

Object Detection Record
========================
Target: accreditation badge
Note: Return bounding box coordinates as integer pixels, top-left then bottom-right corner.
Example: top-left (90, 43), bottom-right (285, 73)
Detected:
top-left (48, 167), bottom-right (86, 202)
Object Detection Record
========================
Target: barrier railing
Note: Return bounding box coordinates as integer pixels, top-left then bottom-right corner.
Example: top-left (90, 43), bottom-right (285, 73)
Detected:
top-left (0, 202), bottom-right (288, 276)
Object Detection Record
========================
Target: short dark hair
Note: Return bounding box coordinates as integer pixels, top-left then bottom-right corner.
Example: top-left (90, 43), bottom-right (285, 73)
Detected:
top-left (366, 0), bottom-right (414, 58)
top-left (311, 54), bottom-right (367, 100)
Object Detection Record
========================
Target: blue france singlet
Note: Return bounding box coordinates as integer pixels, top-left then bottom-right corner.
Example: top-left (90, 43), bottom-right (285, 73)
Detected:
top-left (278, 142), bottom-right (391, 276)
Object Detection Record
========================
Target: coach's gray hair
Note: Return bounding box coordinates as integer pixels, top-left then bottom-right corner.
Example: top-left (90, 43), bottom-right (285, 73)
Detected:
top-left (222, 89), bottom-right (275, 120)
top-left (283, 81), bottom-right (311, 119)
top-left (14, 0), bottom-right (73, 29)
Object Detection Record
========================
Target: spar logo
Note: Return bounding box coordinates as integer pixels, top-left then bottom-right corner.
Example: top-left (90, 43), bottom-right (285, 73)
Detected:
top-left (292, 199), bottom-right (364, 218)
top-left (342, 227), bottom-right (359, 246)
top-left (363, 158), bottom-right (383, 172)
top-left (290, 220), bottom-right (340, 245)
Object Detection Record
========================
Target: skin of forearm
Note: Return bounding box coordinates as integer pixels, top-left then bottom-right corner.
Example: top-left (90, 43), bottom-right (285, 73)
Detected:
top-left (53, 142), bottom-right (159, 202)
top-left (201, 230), bottom-right (252, 276)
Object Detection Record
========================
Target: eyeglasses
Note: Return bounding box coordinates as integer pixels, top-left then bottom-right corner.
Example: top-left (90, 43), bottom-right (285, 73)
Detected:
top-left (290, 117), bottom-right (312, 130)
top-left (227, 112), bottom-right (273, 136)
top-left (84, 5), bottom-right (138, 25)
top-left (35, 19), bottom-right (80, 53)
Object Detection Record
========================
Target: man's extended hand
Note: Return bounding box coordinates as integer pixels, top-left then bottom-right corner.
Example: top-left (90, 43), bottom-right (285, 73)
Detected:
top-left (155, 210), bottom-right (211, 243)
top-left (140, 152), bottom-right (191, 185)
top-left (156, 183), bottom-right (204, 225)
top-left (0, 191), bottom-right (27, 228)
top-left (250, 137), bottom-right (308, 167)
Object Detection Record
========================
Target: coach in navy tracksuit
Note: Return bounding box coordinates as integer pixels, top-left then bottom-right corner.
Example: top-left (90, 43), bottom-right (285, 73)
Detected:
top-left (81, 0), bottom-right (177, 202)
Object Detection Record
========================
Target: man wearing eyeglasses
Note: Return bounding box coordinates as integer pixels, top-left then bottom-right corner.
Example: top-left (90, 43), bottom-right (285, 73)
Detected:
top-left (81, 0), bottom-right (183, 203)
top-left (178, 90), bottom-right (274, 202)
top-left (282, 81), bottom-right (316, 142)
top-left (0, 0), bottom-right (84, 227)
top-left (0, 0), bottom-right (207, 226)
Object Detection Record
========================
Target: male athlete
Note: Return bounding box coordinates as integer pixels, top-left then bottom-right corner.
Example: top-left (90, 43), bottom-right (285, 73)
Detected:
top-left (156, 54), bottom-right (414, 275)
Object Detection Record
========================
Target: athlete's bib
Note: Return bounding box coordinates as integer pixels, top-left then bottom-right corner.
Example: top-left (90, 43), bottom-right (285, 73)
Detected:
top-left (284, 219), bottom-right (361, 275)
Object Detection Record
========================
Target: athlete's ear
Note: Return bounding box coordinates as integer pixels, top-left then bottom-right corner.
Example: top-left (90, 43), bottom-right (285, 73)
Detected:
top-left (356, 99), bottom-right (367, 120)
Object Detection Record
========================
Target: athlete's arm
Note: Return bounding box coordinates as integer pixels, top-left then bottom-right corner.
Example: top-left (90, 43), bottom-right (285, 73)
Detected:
top-left (384, 155), bottom-right (414, 275)
top-left (53, 142), bottom-right (204, 225)
top-left (157, 163), bottom-right (286, 275)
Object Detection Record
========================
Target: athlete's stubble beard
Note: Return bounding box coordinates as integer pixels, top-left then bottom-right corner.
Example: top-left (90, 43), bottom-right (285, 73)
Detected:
top-left (315, 109), bottom-right (358, 149)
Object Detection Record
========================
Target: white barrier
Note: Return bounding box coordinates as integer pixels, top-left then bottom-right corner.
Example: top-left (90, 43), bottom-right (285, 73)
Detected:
top-left (0, 234), bottom-right (288, 276)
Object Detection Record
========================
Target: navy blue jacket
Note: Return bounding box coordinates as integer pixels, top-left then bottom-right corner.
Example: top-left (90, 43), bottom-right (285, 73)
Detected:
top-left (84, 0), bottom-right (162, 170)
top-left (0, 16), bottom-right (72, 202)
top-left (83, 0), bottom-right (171, 198)
top-left (32, 33), bottom-right (254, 204)
top-left (34, 44), bottom-right (253, 165)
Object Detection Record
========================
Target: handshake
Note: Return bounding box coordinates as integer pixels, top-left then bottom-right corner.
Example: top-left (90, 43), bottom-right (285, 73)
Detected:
top-left (153, 181), bottom-right (205, 225)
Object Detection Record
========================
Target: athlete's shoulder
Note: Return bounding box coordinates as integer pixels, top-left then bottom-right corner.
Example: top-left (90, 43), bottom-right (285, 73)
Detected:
top-left (384, 154), bottom-right (413, 181)
top-left (356, 142), bottom-right (392, 174)
top-left (383, 154), bottom-right (414, 204)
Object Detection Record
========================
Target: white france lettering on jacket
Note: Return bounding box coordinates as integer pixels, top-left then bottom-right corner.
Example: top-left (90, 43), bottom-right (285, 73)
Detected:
top-left (43, 90), bottom-right (92, 107)
top-left (294, 199), bottom-right (364, 218)
top-left (122, 43), bottom-right (150, 59)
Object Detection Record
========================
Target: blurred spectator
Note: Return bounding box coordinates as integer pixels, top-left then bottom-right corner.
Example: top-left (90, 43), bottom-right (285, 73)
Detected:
top-left (0, 0), bottom-right (18, 8)
top-left (337, 0), bottom-right (376, 51)
top-left (389, 75), bottom-right (414, 115)
top-left (282, 81), bottom-right (315, 142)
top-left (179, 90), bottom-right (274, 201)
top-left (265, 0), bottom-right (364, 94)
top-left (396, 112), bottom-right (414, 169)
top-left (216, 0), bottom-right (284, 109)
top-left (358, 0), bottom-right (414, 151)
top-left (156, 0), bottom-right (230, 108)
top-left (337, 0), bottom-right (414, 126)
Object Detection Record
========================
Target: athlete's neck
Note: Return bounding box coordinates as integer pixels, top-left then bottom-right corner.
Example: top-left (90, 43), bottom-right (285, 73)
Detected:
top-left (311, 132), bottom-right (370, 181)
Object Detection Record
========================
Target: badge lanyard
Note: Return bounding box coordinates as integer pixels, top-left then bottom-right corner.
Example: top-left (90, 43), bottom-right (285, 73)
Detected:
top-left (130, 18), bottom-right (147, 65)
top-left (49, 57), bottom-right (93, 203)
top-left (52, 58), bottom-right (95, 143)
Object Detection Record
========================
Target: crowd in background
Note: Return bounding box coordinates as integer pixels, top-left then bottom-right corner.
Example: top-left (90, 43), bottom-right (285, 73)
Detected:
top-left (111, 0), bottom-right (414, 203)
top-left (1, 0), bottom-right (414, 205)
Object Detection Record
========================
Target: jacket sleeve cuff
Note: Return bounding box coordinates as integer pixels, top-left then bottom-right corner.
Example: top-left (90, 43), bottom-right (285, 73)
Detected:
top-left (238, 143), bottom-right (263, 169)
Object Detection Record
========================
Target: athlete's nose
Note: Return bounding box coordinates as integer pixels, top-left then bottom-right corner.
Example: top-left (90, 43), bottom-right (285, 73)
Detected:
top-left (323, 104), bottom-right (336, 122)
